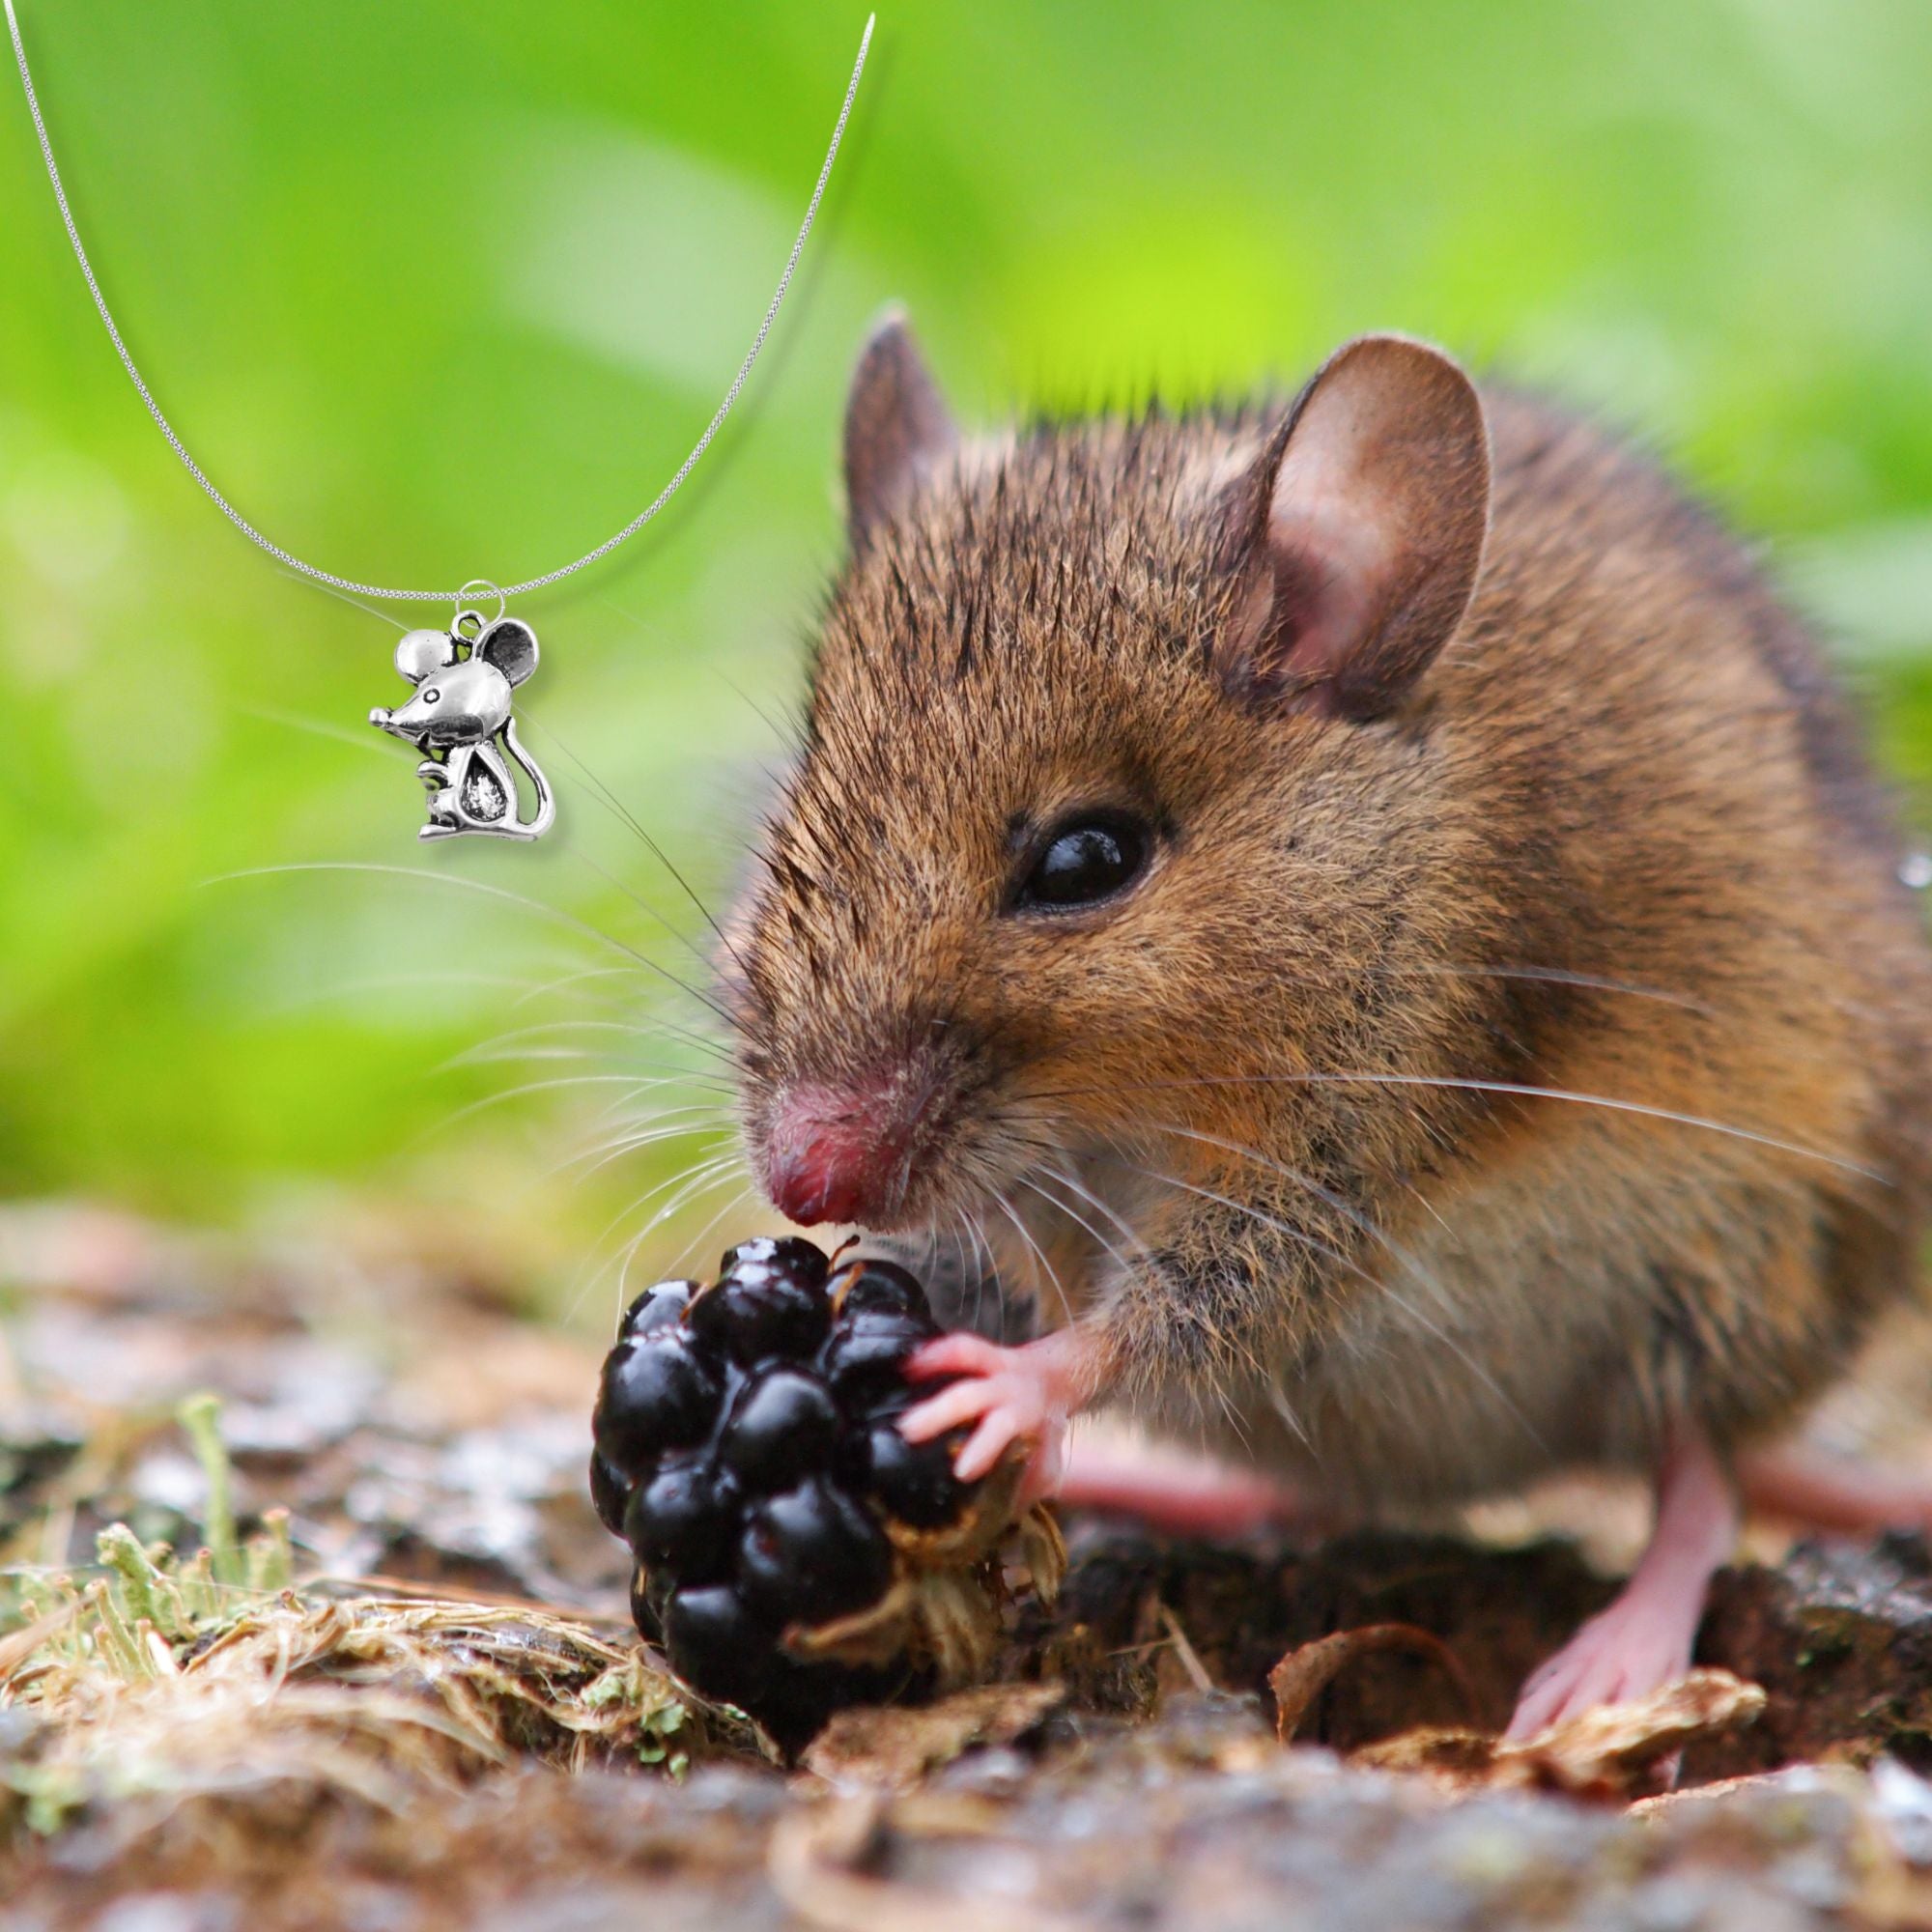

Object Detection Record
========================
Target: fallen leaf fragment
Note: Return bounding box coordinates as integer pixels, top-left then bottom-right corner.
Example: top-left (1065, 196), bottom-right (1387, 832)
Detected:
top-left (1270, 1622), bottom-right (1477, 1743)
top-left (1350, 1667), bottom-right (1767, 1801)
top-left (803, 1680), bottom-right (1065, 1787)
top-left (1509, 1667), bottom-right (1765, 1792)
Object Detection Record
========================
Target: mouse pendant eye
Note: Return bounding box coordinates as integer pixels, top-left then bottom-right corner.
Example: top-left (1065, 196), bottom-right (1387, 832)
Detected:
top-left (421, 687), bottom-right (440, 703)
top-left (1011, 811), bottom-right (1153, 912)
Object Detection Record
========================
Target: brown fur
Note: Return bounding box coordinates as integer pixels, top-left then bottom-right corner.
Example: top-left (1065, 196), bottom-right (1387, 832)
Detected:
top-left (727, 339), bottom-right (1932, 1515)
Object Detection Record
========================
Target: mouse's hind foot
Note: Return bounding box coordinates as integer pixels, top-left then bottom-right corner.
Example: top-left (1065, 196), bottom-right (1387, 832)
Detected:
top-left (1736, 1442), bottom-right (1932, 1538)
top-left (1051, 1435), bottom-right (1329, 1538)
top-left (1507, 1428), bottom-right (1738, 1744)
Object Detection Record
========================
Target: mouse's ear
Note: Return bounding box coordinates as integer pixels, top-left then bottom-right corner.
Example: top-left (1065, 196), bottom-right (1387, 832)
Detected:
top-left (396, 628), bottom-right (459, 685)
top-left (843, 308), bottom-right (958, 544)
top-left (1211, 334), bottom-right (1490, 722)
top-left (475, 617), bottom-right (539, 687)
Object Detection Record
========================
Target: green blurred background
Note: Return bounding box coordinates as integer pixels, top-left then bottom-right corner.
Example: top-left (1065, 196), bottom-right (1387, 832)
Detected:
top-left (4, 0), bottom-right (1931, 1324)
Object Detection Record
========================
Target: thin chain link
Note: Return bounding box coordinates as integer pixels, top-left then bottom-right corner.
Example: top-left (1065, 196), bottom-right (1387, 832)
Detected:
top-left (5, 0), bottom-right (873, 604)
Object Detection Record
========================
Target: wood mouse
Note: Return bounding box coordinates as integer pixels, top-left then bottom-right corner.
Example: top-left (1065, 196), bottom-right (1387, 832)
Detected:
top-left (723, 312), bottom-right (1932, 1734)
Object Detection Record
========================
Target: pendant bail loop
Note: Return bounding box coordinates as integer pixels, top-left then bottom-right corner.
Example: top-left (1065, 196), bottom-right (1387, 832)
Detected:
top-left (456, 578), bottom-right (507, 630)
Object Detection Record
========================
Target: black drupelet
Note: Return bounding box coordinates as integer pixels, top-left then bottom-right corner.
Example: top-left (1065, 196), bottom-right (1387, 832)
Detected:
top-left (590, 1236), bottom-right (977, 1748)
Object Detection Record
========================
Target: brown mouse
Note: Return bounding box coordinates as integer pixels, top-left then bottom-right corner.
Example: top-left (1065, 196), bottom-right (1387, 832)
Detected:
top-left (723, 312), bottom-right (1932, 1734)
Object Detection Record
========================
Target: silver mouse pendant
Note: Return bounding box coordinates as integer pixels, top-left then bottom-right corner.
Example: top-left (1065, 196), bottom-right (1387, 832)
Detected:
top-left (369, 611), bottom-right (555, 841)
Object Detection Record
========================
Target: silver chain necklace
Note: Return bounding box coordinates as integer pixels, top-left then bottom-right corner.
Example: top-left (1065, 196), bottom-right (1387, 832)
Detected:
top-left (7, 0), bottom-right (873, 841)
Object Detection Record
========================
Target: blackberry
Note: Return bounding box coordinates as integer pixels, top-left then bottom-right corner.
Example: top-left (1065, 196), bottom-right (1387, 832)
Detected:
top-left (625, 1453), bottom-right (739, 1579)
top-left (688, 1237), bottom-right (833, 1364)
top-left (588, 1450), bottom-right (629, 1536)
top-left (721, 1368), bottom-right (841, 1485)
top-left (619, 1278), bottom-right (696, 1338)
top-left (589, 1238), bottom-right (1020, 1752)
top-left (855, 1416), bottom-right (974, 1529)
top-left (738, 1476), bottom-right (893, 1625)
top-left (594, 1329), bottom-right (722, 1475)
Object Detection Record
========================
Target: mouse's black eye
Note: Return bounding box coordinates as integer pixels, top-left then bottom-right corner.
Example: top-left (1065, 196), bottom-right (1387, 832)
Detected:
top-left (421, 687), bottom-right (440, 703)
top-left (1011, 811), bottom-right (1152, 913)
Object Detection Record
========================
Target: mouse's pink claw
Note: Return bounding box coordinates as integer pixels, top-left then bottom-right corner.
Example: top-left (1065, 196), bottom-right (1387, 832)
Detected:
top-left (898, 1328), bottom-right (1097, 1499)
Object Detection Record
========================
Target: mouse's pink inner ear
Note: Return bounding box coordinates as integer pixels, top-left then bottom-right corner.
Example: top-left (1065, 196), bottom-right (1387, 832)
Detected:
top-left (396, 628), bottom-right (458, 685)
top-left (475, 617), bottom-right (540, 687)
top-left (1212, 333), bottom-right (1491, 724)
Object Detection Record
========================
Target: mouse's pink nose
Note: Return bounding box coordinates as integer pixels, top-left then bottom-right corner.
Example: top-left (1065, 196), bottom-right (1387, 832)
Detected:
top-left (761, 1076), bottom-right (923, 1228)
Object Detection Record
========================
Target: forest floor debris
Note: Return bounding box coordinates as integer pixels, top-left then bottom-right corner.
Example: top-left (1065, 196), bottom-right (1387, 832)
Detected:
top-left (8, 1203), bottom-right (1932, 1929)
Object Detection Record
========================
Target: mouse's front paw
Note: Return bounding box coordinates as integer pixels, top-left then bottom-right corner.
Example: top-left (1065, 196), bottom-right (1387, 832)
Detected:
top-left (897, 1329), bottom-right (1093, 1499)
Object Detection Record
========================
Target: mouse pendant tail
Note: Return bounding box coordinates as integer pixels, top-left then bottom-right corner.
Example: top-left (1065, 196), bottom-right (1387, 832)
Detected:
top-left (415, 724), bottom-right (555, 842)
top-left (368, 605), bottom-right (557, 842)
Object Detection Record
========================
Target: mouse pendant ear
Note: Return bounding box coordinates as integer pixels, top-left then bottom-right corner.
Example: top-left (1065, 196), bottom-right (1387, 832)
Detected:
top-left (394, 627), bottom-right (460, 685)
top-left (474, 615), bottom-right (539, 687)
top-left (1212, 334), bottom-right (1491, 722)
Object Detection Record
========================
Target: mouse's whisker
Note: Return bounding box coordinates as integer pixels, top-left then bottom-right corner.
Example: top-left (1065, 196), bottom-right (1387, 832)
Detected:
top-left (581, 1149), bottom-right (742, 1276)
top-left (1127, 1122), bottom-right (1549, 1458)
top-left (1147, 1120), bottom-right (1460, 1323)
top-left (524, 1002), bottom-right (736, 1072)
top-left (962, 1204), bottom-right (1007, 1339)
top-left (281, 569), bottom-right (409, 632)
top-left (931, 1209), bottom-right (977, 1332)
top-left (1263, 957), bottom-right (1724, 1017)
top-left (437, 1020), bottom-right (736, 1077)
top-left (1092, 1151), bottom-right (1376, 1353)
top-left (943, 1129), bottom-right (1048, 1335)
top-left (563, 838), bottom-right (726, 983)
top-left (207, 861), bottom-right (745, 1036)
top-left (581, 1069), bottom-right (732, 1142)
top-left (667, 1179), bottom-right (757, 1280)
top-left (1023, 1070), bottom-right (1884, 1184)
top-left (499, 963), bottom-right (738, 1057)
top-left (456, 1044), bottom-right (610, 1066)
top-left (468, 1056), bottom-right (733, 1098)
top-left (1397, 1176), bottom-right (1461, 1243)
top-left (564, 1116), bottom-right (736, 1187)
top-left (446, 1023), bottom-right (737, 1083)
top-left (585, 1151), bottom-right (748, 1323)
top-left (563, 1103), bottom-right (733, 1159)
top-left (409, 1071), bottom-right (697, 1154)
top-left (617, 1161), bottom-right (750, 1306)
top-left (1034, 1162), bottom-right (1147, 1261)
top-left (990, 1191), bottom-right (1073, 1333)
top-left (962, 1206), bottom-right (1005, 1329)
top-left (1021, 1167), bottom-right (1151, 1293)
top-left (517, 710), bottom-right (749, 980)
top-left (1210, 1374), bottom-right (1259, 1457)
top-left (238, 702), bottom-right (401, 758)
top-left (923, 1208), bottom-right (978, 1328)
top-left (711, 661), bottom-right (806, 757)
top-left (572, 1110), bottom-right (734, 1158)
top-left (262, 967), bottom-right (581, 1017)
top-left (1264, 1378), bottom-right (1316, 1454)
top-left (509, 962), bottom-right (655, 1011)
top-left (577, 1091), bottom-right (735, 1133)
top-left (566, 1156), bottom-right (746, 1330)
top-left (1014, 1175), bottom-right (1128, 1287)
top-left (1379, 961), bottom-right (1717, 1014)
